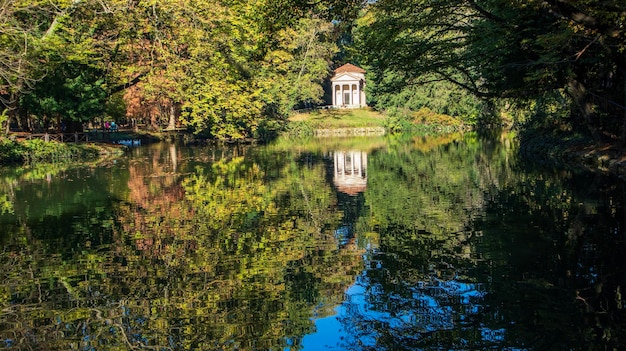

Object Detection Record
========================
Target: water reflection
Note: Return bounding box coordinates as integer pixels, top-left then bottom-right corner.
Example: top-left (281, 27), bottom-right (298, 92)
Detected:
top-left (303, 258), bottom-right (491, 350)
top-left (332, 150), bottom-right (368, 196)
top-left (0, 134), bottom-right (625, 350)
top-left (116, 139), bottom-right (142, 147)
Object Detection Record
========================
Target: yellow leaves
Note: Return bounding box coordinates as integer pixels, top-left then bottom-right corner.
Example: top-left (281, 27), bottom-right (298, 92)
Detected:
top-left (265, 49), bottom-right (294, 69)
top-left (13, 0), bottom-right (74, 10)
top-left (0, 193), bottom-right (14, 214)
top-left (184, 157), bottom-right (271, 231)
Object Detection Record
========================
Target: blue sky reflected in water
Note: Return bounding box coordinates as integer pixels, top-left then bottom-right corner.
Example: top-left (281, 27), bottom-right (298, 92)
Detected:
top-left (301, 269), bottom-right (502, 350)
top-left (301, 283), bottom-right (369, 350)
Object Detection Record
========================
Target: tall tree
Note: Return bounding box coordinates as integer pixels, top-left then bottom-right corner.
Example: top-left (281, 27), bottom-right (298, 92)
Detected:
top-left (353, 0), bottom-right (626, 139)
top-left (1, 0), bottom-right (138, 131)
top-left (1, 0), bottom-right (363, 138)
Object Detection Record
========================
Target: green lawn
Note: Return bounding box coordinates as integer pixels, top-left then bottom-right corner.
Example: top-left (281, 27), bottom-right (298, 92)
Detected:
top-left (288, 108), bottom-right (386, 129)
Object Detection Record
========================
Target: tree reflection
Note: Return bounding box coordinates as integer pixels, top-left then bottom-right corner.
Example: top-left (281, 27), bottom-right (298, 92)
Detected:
top-left (336, 133), bottom-right (626, 350)
top-left (1, 135), bottom-right (625, 350)
top-left (0, 142), bottom-right (365, 350)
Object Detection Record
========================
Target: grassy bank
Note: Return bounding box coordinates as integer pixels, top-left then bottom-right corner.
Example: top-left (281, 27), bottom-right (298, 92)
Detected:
top-left (289, 108), bottom-right (387, 128)
top-left (0, 127), bottom-right (171, 164)
top-left (285, 108), bottom-right (386, 137)
top-left (0, 138), bottom-right (125, 164)
top-left (284, 107), bottom-right (467, 137)
top-left (0, 108), bottom-right (466, 163)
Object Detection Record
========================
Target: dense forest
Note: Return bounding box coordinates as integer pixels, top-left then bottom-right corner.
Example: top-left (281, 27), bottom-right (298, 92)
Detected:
top-left (1, 0), bottom-right (625, 142)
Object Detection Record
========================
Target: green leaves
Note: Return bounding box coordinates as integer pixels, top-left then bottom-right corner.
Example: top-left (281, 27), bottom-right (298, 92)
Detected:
top-left (20, 62), bottom-right (107, 124)
top-left (353, 0), bottom-right (626, 137)
top-left (2, 0), bottom-right (350, 139)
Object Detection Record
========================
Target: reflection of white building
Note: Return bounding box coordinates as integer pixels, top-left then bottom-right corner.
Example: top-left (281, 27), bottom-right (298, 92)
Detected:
top-left (331, 63), bottom-right (366, 108)
top-left (333, 151), bottom-right (367, 196)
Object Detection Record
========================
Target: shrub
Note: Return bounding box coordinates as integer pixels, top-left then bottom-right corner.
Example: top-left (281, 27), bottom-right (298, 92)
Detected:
top-left (0, 138), bottom-right (25, 163)
top-left (282, 121), bottom-right (315, 138)
top-left (413, 108), bottom-right (463, 127)
top-left (383, 107), bottom-right (415, 133)
top-left (22, 139), bottom-right (67, 162)
top-left (21, 139), bottom-right (99, 163)
top-left (383, 107), bottom-right (467, 135)
top-left (255, 119), bottom-right (285, 142)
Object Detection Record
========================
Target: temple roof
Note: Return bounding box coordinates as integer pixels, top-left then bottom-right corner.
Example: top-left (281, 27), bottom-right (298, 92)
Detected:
top-left (334, 63), bottom-right (366, 74)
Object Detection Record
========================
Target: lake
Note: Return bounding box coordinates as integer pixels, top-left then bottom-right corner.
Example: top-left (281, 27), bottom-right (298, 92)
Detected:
top-left (1, 133), bottom-right (625, 350)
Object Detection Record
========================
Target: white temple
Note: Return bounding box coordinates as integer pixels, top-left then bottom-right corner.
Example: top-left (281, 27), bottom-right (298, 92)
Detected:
top-left (330, 63), bottom-right (366, 108)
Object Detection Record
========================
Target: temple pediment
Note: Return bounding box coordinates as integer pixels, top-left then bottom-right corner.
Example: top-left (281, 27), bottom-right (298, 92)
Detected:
top-left (331, 72), bottom-right (364, 82)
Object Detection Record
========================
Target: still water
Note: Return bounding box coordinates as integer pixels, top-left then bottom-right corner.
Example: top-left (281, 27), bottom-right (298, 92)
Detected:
top-left (0, 133), bottom-right (625, 350)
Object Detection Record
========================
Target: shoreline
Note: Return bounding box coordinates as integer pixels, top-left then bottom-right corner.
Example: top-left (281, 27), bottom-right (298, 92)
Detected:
top-left (314, 127), bottom-right (386, 137)
top-left (4, 128), bottom-right (626, 180)
top-left (518, 132), bottom-right (626, 179)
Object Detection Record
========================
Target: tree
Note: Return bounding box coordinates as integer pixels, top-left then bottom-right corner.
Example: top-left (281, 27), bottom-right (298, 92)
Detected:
top-left (0, 0), bottom-right (61, 132)
top-left (1, 0), bottom-right (135, 132)
top-left (353, 0), bottom-right (626, 139)
top-left (1, 0), bottom-right (364, 138)
top-left (19, 62), bottom-right (106, 132)
top-left (174, 1), bottom-right (340, 139)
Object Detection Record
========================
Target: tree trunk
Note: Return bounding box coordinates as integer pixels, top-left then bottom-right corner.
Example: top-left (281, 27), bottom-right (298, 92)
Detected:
top-left (56, 114), bottom-right (62, 133)
top-left (621, 67), bottom-right (626, 145)
top-left (4, 112), bottom-right (9, 135)
top-left (3, 104), bottom-right (16, 135)
top-left (20, 107), bottom-right (31, 132)
top-left (568, 78), bottom-right (600, 140)
top-left (167, 103), bottom-right (178, 130)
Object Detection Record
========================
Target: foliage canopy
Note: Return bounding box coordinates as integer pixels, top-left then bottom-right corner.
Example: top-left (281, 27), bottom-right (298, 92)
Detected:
top-left (353, 0), bottom-right (626, 139)
top-left (0, 0), bottom-right (363, 139)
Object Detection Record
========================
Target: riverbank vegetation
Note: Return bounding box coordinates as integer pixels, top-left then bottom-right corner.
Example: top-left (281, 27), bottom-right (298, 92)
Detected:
top-left (284, 108), bottom-right (466, 138)
top-left (289, 109), bottom-right (386, 129)
top-left (285, 108), bottom-right (385, 137)
top-left (0, 138), bottom-right (124, 164)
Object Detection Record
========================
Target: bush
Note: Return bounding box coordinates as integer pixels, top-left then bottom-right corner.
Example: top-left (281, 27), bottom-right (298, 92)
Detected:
top-left (383, 107), bottom-right (415, 133)
top-left (21, 139), bottom-right (100, 163)
top-left (22, 139), bottom-right (68, 162)
top-left (0, 138), bottom-right (25, 163)
top-left (384, 107), bottom-right (465, 135)
top-left (255, 119), bottom-right (285, 142)
top-left (413, 108), bottom-right (463, 127)
top-left (282, 121), bottom-right (315, 138)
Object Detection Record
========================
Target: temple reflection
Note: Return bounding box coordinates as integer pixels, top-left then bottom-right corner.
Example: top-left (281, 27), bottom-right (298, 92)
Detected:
top-left (332, 150), bottom-right (368, 196)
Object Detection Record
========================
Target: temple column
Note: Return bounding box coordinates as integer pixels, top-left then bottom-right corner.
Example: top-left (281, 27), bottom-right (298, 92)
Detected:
top-left (339, 83), bottom-right (346, 106)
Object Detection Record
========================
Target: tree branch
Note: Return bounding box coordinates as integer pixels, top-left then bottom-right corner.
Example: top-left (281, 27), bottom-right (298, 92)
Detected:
top-left (108, 72), bottom-right (148, 95)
